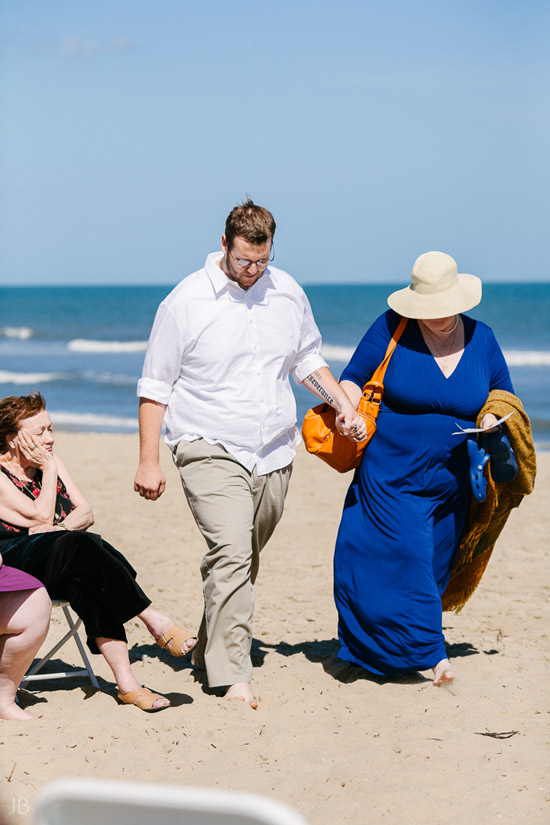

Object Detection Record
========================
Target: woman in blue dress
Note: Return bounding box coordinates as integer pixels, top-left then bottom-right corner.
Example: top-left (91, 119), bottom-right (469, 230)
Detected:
top-left (334, 251), bottom-right (513, 685)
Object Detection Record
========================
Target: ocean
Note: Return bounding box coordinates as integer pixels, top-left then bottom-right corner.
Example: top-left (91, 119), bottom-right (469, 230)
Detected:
top-left (1, 283), bottom-right (549, 450)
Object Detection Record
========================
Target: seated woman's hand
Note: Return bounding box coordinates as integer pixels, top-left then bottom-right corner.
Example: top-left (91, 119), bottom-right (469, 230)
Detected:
top-left (28, 524), bottom-right (65, 535)
top-left (15, 429), bottom-right (55, 470)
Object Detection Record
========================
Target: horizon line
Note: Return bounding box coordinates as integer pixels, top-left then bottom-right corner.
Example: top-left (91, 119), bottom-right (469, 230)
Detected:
top-left (2, 279), bottom-right (549, 289)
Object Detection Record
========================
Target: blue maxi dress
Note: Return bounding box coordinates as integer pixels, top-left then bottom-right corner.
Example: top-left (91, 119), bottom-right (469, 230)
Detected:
top-left (333, 310), bottom-right (513, 675)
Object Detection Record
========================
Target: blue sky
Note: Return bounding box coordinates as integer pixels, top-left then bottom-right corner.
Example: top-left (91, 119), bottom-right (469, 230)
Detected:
top-left (0, 0), bottom-right (548, 285)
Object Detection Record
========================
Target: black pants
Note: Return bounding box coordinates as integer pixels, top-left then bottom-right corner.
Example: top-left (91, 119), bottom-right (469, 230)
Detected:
top-left (1, 531), bottom-right (151, 653)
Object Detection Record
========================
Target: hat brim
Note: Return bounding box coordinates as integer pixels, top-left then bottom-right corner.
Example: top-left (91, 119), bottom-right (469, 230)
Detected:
top-left (387, 273), bottom-right (482, 319)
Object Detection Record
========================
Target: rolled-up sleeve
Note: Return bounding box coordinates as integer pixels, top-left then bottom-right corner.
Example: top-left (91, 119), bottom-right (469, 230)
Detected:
top-left (137, 303), bottom-right (184, 404)
top-left (290, 291), bottom-right (328, 384)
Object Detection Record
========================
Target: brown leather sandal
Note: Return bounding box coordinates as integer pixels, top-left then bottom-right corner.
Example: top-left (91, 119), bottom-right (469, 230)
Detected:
top-left (117, 687), bottom-right (170, 711)
top-left (156, 623), bottom-right (198, 658)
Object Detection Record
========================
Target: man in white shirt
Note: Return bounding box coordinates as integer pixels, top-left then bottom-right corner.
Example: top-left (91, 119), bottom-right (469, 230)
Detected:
top-left (134, 199), bottom-right (365, 707)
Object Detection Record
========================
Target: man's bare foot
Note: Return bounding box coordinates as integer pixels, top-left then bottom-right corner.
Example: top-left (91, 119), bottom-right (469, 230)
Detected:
top-left (0, 702), bottom-right (39, 721)
top-left (225, 682), bottom-right (258, 709)
top-left (432, 658), bottom-right (455, 686)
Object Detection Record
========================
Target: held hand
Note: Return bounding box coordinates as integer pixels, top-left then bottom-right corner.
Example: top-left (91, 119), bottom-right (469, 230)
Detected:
top-left (15, 430), bottom-right (55, 470)
top-left (134, 463), bottom-right (166, 501)
top-left (480, 413), bottom-right (500, 433)
top-left (348, 412), bottom-right (367, 442)
top-left (336, 408), bottom-right (367, 442)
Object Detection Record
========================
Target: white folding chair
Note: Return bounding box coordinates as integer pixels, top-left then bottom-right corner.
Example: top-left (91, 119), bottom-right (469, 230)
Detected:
top-left (21, 600), bottom-right (99, 689)
top-left (33, 778), bottom-right (310, 825)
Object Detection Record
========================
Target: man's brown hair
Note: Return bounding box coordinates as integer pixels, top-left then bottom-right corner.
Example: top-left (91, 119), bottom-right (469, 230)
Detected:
top-left (224, 197), bottom-right (276, 249)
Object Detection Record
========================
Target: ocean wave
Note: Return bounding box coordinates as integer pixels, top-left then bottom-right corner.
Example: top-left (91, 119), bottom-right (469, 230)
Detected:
top-left (503, 350), bottom-right (550, 367)
top-left (68, 339), bottom-right (147, 353)
top-left (322, 344), bottom-right (355, 362)
top-left (322, 344), bottom-right (550, 367)
top-left (0, 370), bottom-right (65, 385)
top-left (82, 371), bottom-right (137, 386)
top-left (0, 369), bottom-right (136, 388)
top-left (51, 411), bottom-right (138, 429)
top-left (1, 326), bottom-right (33, 340)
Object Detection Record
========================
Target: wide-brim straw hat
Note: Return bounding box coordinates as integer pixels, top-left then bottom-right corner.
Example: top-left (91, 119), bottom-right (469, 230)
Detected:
top-left (387, 251), bottom-right (482, 319)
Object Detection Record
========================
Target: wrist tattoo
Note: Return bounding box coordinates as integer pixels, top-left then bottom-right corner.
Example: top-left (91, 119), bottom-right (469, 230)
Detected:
top-left (307, 372), bottom-right (334, 406)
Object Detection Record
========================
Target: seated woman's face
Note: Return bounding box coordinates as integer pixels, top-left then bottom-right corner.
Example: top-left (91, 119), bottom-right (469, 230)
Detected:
top-left (17, 411), bottom-right (55, 453)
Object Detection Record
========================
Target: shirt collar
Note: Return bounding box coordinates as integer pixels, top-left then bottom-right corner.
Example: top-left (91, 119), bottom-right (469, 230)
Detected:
top-left (204, 252), bottom-right (230, 295)
top-left (204, 251), bottom-right (273, 305)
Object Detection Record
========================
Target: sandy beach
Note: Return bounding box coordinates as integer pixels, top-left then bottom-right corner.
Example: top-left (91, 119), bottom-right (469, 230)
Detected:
top-left (2, 433), bottom-right (548, 824)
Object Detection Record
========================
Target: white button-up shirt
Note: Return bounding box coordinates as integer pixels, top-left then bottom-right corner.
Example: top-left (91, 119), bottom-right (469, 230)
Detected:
top-left (137, 252), bottom-right (327, 474)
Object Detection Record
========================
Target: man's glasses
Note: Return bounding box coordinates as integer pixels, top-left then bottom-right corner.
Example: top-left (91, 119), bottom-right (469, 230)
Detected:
top-left (229, 248), bottom-right (274, 269)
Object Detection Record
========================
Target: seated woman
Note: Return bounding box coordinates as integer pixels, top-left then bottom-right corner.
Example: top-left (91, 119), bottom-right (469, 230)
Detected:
top-left (0, 392), bottom-right (197, 712)
top-left (0, 556), bottom-right (51, 720)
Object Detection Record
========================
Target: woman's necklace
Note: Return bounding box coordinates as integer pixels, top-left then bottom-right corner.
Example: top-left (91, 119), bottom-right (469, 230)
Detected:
top-left (0, 460), bottom-right (38, 488)
top-left (420, 319), bottom-right (461, 375)
top-left (422, 316), bottom-right (459, 335)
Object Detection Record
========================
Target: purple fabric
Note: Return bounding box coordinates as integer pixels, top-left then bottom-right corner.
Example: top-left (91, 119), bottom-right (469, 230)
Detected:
top-left (0, 564), bottom-right (43, 592)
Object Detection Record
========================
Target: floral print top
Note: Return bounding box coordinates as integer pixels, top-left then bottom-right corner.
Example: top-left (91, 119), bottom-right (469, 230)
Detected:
top-left (0, 466), bottom-right (74, 540)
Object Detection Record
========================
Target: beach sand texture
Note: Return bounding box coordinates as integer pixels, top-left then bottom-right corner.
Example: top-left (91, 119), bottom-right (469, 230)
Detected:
top-left (2, 434), bottom-right (548, 824)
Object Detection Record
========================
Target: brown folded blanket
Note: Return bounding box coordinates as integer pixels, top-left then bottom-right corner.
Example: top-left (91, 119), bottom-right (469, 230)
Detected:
top-left (442, 390), bottom-right (537, 612)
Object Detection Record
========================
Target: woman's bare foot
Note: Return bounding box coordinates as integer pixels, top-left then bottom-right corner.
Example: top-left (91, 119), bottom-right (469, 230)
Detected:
top-left (225, 682), bottom-right (258, 709)
top-left (432, 658), bottom-right (455, 686)
top-left (0, 702), bottom-right (39, 721)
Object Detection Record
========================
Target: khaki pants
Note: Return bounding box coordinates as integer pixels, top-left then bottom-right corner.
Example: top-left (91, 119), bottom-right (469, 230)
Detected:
top-left (173, 439), bottom-right (292, 688)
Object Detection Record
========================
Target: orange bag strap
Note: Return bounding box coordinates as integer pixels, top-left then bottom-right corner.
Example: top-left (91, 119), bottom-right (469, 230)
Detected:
top-left (365, 316), bottom-right (408, 388)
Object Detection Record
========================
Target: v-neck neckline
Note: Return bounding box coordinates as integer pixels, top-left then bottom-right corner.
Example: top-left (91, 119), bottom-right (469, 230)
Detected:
top-left (416, 319), bottom-right (466, 380)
